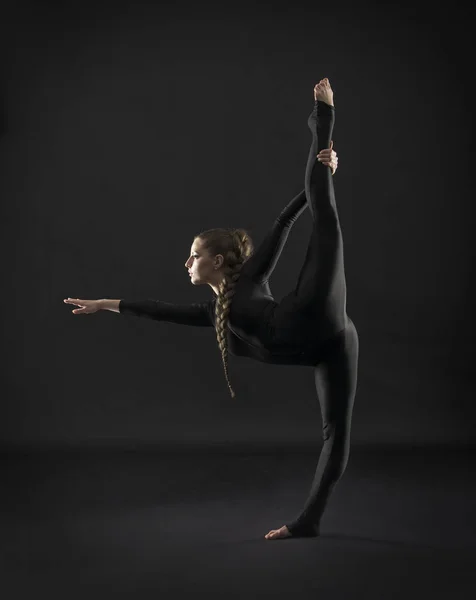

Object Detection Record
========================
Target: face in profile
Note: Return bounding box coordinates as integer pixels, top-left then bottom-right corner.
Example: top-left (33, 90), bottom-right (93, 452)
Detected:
top-left (185, 238), bottom-right (222, 286)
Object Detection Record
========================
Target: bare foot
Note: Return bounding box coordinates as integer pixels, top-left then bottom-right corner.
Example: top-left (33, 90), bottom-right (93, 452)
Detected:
top-left (313, 78), bottom-right (334, 106)
top-left (264, 525), bottom-right (292, 540)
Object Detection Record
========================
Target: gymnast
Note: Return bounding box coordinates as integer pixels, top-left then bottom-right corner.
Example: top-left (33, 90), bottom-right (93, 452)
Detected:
top-left (64, 78), bottom-right (359, 540)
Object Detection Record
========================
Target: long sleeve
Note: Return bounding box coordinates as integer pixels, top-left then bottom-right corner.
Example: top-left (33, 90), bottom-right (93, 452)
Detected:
top-left (119, 298), bottom-right (215, 327)
top-left (241, 189), bottom-right (308, 284)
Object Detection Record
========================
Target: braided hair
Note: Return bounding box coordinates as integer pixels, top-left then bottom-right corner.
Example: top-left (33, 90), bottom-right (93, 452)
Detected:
top-left (195, 228), bottom-right (254, 398)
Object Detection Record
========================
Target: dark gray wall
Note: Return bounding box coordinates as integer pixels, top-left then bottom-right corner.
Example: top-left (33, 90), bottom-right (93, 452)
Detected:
top-left (1, 0), bottom-right (474, 446)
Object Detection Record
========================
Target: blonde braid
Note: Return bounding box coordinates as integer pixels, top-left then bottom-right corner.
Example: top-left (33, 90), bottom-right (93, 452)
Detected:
top-left (214, 231), bottom-right (248, 398)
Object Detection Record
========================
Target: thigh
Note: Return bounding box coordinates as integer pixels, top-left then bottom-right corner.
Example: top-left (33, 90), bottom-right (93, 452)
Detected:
top-left (293, 219), bottom-right (347, 328)
top-left (271, 290), bottom-right (345, 348)
top-left (270, 292), bottom-right (321, 347)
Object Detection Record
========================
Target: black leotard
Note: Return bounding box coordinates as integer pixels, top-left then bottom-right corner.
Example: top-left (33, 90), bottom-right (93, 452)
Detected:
top-left (120, 100), bottom-right (359, 538)
top-left (120, 189), bottom-right (329, 365)
top-left (120, 102), bottom-right (349, 365)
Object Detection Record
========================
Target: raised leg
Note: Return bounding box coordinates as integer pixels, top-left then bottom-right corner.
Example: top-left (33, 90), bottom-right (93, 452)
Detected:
top-left (292, 79), bottom-right (347, 336)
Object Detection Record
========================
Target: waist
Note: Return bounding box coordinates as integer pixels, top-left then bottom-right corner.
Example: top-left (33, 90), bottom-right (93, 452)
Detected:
top-left (228, 326), bottom-right (346, 365)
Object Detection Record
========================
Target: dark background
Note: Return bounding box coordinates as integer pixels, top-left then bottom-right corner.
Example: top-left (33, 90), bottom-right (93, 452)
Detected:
top-left (1, 0), bottom-right (474, 448)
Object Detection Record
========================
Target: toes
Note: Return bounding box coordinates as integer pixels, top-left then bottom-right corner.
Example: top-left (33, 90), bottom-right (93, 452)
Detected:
top-left (265, 527), bottom-right (286, 539)
top-left (265, 530), bottom-right (276, 539)
top-left (265, 526), bottom-right (293, 539)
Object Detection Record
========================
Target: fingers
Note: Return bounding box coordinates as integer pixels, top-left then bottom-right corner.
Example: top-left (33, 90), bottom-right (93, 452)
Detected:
top-left (64, 298), bottom-right (89, 306)
top-left (317, 146), bottom-right (336, 158)
top-left (317, 149), bottom-right (336, 160)
top-left (64, 298), bottom-right (87, 313)
top-left (317, 152), bottom-right (338, 170)
top-left (317, 143), bottom-right (337, 171)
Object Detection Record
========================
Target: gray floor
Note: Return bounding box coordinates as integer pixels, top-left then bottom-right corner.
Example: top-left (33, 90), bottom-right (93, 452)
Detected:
top-left (1, 444), bottom-right (475, 599)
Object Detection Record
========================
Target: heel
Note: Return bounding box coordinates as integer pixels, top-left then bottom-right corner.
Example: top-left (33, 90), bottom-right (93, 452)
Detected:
top-left (286, 521), bottom-right (320, 538)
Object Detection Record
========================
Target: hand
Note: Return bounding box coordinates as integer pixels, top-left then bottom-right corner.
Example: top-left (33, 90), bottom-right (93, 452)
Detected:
top-left (63, 298), bottom-right (101, 315)
top-left (317, 140), bottom-right (338, 175)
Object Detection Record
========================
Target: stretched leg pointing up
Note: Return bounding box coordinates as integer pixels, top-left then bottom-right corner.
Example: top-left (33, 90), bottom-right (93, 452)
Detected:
top-left (294, 78), bottom-right (347, 336)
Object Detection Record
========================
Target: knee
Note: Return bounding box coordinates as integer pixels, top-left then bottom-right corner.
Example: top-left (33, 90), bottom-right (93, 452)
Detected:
top-left (322, 421), bottom-right (350, 445)
top-left (322, 424), bottom-right (351, 477)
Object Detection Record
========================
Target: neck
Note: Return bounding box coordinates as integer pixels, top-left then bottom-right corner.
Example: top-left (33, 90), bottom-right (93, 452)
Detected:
top-left (209, 275), bottom-right (225, 296)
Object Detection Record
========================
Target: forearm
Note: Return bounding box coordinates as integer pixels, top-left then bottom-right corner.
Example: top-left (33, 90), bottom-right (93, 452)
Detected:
top-left (241, 190), bottom-right (308, 283)
top-left (99, 299), bottom-right (121, 313)
top-left (117, 298), bottom-right (215, 326)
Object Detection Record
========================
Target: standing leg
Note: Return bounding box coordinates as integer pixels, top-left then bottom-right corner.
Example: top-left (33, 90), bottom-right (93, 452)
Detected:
top-left (264, 320), bottom-right (359, 540)
top-left (285, 319), bottom-right (359, 536)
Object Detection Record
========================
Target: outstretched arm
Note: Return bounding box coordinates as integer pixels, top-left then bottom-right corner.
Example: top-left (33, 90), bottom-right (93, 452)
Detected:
top-left (64, 297), bottom-right (215, 327)
top-left (118, 298), bottom-right (215, 326)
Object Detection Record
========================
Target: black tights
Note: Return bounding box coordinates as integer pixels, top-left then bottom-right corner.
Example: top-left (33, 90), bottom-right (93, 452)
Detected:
top-left (283, 101), bottom-right (359, 537)
top-left (285, 322), bottom-right (359, 536)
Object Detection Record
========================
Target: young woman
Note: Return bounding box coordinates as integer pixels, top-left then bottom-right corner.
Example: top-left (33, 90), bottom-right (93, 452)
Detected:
top-left (64, 78), bottom-right (358, 540)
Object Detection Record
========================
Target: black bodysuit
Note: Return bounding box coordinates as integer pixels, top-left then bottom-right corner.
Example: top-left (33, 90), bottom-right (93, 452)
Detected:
top-left (119, 186), bottom-right (343, 365)
top-left (120, 101), bottom-right (359, 538)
